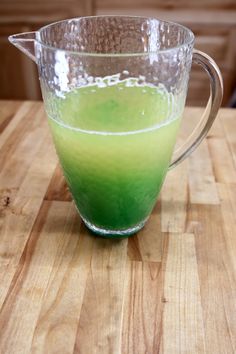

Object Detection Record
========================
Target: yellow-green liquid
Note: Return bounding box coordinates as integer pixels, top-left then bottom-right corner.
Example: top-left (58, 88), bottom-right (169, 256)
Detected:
top-left (48, 80), bottom-right (180, 233)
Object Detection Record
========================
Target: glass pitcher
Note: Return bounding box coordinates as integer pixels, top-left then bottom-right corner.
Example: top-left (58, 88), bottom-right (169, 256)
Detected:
top-left (9, 16), bottom-right (223, 238)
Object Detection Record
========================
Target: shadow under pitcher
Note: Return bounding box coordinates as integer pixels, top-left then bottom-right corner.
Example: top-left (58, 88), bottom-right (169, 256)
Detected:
top-left (9, 16), bottom-right (223, 238)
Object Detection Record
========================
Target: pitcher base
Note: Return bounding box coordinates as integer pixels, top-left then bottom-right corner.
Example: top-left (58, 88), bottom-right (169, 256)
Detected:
top-left (81, 216), bottom-right (148, 239)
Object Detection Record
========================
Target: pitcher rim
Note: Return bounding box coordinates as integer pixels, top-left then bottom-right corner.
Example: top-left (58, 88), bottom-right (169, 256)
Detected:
top-left (36, 15), bottom-right (194, 57)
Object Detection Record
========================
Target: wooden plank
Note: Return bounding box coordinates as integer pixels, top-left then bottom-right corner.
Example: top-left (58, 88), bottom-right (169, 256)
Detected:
top-left (0, 130), bottom-right (57, 308)
top-left (161, 160), bottom-right (188, 233)
top-left (44, 164), bottom-right (72, 202)
top-left (0, 101), bottom-right (33, 151)
top-left (217, 182), bottom-right (236, 277)
top-left (0, 201), bottom-right (82, 354)
top-left (31, 213), bottom-right (94, 354)
top-left (208, 137), bottom-right (236, 183)
top-left (207, 109), bottom-right (225, 139)
top-left (74, 237), bottom-right (128, 354)
top-left (15, 131), bottom-right (56, 199)
top-left (0, 100), bottom-right (22, 133)
top-left (1, 0), bottom-right (93, 15)
top-left (127, 235), bottom-right (142, 261)
top-left (96, 9), bottom-right (236, 27)
top-left (188, 140), bottom-right (219, 205)
top-left (122, 260), bottom-right (165, 354)
top-left (187, 204), bottom-right (236, 354)
top-left (96, 0), bottom-right (236, 9)
top-left (161, 233), bottom-right (206, 354)
top-left (130, 201), bottom-right (163, 262)
top-left (0, 104), bottom-right (48, 190)
top-left (221, 108), bottom-right (236, 167)
top-left (216, 183), bottom-right (236, 352)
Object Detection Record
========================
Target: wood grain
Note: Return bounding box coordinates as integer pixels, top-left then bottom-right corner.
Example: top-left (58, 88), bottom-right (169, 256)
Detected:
top-left (0, 107), bottom-right (57, 310)
top-left (0, 201), bottom-right (76, 354)
top-left (0, 102), bottom-right (236, 353)
top-left (122, 260), bottom-right (164, 354)
top-left (45, 164), bottom-right (72, 202)
top-left (97, 0), bottom-right (236, 9)
top-left (31, 208), bottom-right (94, 354)
top-left (217, 183), bottom-right (236, 277)
top-left (75, 237), bottom-right (128, 354)
top-left (221, 108), bottom-right (236, 166)
top-left (208, 137), bottom-right (236, 183)
top-left (128, 201), bottom-right (163, 262)
top-left (162, 233), bottom-right (206, 354)
top-left (0, 100), bottom-right (22, 133)
top-left (189, 140), bottom-right (219, 205)
top-left (187, 204), bottom-right (236, 354)
top-left (0, 101), bottom-right (33, 151)
top-left (161, 160), bottom-right (188, 233)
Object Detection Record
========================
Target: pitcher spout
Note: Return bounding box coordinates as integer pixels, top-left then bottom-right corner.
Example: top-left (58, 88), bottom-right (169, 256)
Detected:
top-left (8, 31), bottom-right (37, 63)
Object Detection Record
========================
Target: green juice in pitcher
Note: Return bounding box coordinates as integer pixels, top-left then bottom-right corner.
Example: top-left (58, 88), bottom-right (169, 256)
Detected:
top-left (48, 78), bottom-right (181, 235)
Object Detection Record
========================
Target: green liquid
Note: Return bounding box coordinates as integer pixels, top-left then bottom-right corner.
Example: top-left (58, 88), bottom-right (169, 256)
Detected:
top-left (48, 80), bottom-right (180, 232)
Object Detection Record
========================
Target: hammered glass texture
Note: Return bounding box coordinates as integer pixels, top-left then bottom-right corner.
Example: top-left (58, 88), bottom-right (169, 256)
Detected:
top-left (38, 17), bottom-right (192, 53)
top-left (35, 17), bottom-right (194, 123)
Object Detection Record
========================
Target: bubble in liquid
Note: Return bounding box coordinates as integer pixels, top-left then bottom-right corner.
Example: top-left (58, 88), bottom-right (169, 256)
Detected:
top-left (125, 78), bottom-right (137, 87)
top-left (139, 75), bottom-right (145, 81)
top-left (87, 76), bottom-right (94, 84)
top-left (53, 77), bottom-right (58, 85)
top-left (95, 77), bottom-right (107, 88)
top-left (55, 89), bottom-right (66, 98)
top-left (107, 73), bottom-right (121, 86)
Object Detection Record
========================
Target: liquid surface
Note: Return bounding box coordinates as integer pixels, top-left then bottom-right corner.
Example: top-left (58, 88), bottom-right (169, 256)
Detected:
top-left (48, 80), bottom-right (181, 231)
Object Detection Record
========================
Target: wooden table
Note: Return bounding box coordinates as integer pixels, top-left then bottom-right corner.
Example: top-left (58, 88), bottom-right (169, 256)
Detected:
top-left (0, 100), bottom-right (236, 354)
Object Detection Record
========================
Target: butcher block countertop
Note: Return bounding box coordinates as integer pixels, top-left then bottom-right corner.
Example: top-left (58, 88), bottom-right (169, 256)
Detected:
top-left (0, 100), bottom-right (236, 354)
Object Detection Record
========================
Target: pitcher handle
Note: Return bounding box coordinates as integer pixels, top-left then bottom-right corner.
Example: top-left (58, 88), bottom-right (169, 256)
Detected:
top-left (169, 49), bottom-right (223, 169)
